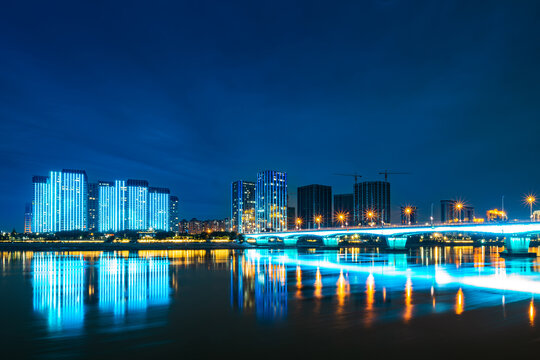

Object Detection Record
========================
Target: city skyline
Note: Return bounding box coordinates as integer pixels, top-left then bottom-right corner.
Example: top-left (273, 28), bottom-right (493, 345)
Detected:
top-left (3, 2), bottom-right (540, 231)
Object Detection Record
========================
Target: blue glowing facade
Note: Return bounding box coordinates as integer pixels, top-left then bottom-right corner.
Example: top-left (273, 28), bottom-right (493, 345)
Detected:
top-left (231, 180), bottom-right (256, 233)
top-left (98, 180), bottom-right (127, 232)
top-left (127, 179), bottom-right (149, 230)
top-left (31, 170), bottom-right (88, 232)
top-left (98, 254), bottom-right (170, 316)
top-left (255, 170), bottom-right (287, 233)
top-left (33, 253), bottom-right (85, 332)
top-left (149, 187), bottom-right (170, 231)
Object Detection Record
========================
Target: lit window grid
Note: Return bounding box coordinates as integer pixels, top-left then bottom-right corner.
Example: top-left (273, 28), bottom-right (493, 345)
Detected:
top-left (128, 185), bottom-right (148, 230)
top-left (255, 171), bottom-right (287, 233)
top-left (149, 191), bottom-right (169, 231)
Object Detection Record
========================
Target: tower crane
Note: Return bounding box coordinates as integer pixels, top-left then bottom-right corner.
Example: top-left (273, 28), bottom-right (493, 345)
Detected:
top-left (333, 172), bottom-right (362, 185)
top-left (378, 170), bottom-right (409, 182)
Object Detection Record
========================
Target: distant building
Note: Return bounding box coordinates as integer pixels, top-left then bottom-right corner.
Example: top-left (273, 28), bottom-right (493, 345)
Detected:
top-left (354, 181), bottom-right (390, 225)
top-left (441, 200), bottom-right (474, 223)
top-left (287, 207), bottom-right (296, 230)
top-left (187, 218), bottom-right (202, 234)
top-left (440, 200), bottom-right (455, 223)
top-left (87, 183), bottom-right (99, 232)
top-left (169, 195), bottom-right (179, 232)
top-left (463, 206), bottom-right (474, 222)
top-left (334, 193), bottom-right (353, 226)
top-left (126, 179), bottom-right (149, 230)
top-left (231, 180), bottom-right (256, 233)
top-left (98, 180), bottom-right (127, 233)
top-left (400, 206), bottom-right (417, 225)
top-left (297, 184), bottom-right (332, 229)
top-left (255, 170), bottom-right (287, 232)
top-left (148, 187), bottom-right (170, 231)
top-left (178, 219), bottom-right (189, 233)
top-left (32, 169), bottom-right (88, 233)
top-left (24, 202), bottom-right (32, 234)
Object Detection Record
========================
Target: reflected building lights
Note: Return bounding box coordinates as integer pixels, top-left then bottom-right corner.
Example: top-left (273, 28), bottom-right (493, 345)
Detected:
top-left (32, 254), bottom-right (85, 332)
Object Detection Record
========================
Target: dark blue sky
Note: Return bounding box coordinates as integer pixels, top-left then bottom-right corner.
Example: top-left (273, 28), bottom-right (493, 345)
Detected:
top-left (2, 0), bottom-right (540, 230)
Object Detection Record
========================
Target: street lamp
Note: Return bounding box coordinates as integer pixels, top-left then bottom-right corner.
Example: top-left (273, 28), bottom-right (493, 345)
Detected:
top-left (315, 215), bottom-right (322, 230)
top-left (455, 202), bottom-right (464, 223)
top-left (525, 194), bottom-right (536, 221)
top-left (336, 212), bottom-right (346, 228)
top-left (366, 210), bottom-right (375, 226)
top-left (296, 217), bottom-right (303, 230)
top-left (404, 206), bottom-right (412, 225)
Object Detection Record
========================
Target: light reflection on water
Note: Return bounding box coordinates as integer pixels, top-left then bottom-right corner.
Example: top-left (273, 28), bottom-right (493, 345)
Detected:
top-left (230, 246), bottom-right (540, 324)
top-left (1, 246), bottom-right (540, 355)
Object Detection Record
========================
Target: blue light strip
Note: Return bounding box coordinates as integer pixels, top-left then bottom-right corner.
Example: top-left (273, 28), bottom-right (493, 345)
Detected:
top-left (246, 222), bottom-right (540, 238)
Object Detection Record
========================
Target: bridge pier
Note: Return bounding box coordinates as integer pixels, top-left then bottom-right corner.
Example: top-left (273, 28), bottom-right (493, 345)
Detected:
top-left (502, 235), bottom-right (536, 257)
top-left (322, 236), bottom-right (340, 247)
top-left (385, 236), bottom-right (408, 251)
top-left (283, 237), bottom-right (298, 246)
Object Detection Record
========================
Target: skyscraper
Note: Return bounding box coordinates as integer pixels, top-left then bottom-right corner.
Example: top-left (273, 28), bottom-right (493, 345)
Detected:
top-left (31, 170), bottom-right (88, 233)
top-left (32, 176), bottom-right (48, 233)
top-left (354, 181), bottom-right (390, 225)
top-left (255, 170), bottom-right (287, 232)
top-left (297, 184), bottom-right (332, 229)
top-left (127, 179), bottom-right (149, 230)
top-left (231, 180), bottom-right (256, 233)
top-left (169, 195), bottom-right (179, 232)
top-left (87, 183), bottom-right (99, 232)
top-left (24, 202), bottom-right (32, 234)
top-left (149, 187), bottom-right (170, 231)
top-left (98, 180), bottom-right (126, 233)
top-left (333, 193), bottom-right (353, 226)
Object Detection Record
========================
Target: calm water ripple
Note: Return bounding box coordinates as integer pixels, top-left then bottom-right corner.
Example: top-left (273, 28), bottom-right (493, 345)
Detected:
top-left (1, 246), bottom-right (540, 359)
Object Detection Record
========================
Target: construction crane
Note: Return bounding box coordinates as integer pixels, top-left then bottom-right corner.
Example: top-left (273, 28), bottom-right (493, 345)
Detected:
top-left (333, 172), bottom-right (363, 185)
top-left (378, 170), bottom-right (409, 182)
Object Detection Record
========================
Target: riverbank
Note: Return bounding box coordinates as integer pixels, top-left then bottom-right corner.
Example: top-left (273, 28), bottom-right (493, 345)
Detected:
top-left (0, 241), bottom-right (251, 251)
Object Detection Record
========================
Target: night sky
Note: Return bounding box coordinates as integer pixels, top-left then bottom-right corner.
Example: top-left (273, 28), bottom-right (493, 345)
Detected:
top-left (2, 1), bottom-right (540, 231)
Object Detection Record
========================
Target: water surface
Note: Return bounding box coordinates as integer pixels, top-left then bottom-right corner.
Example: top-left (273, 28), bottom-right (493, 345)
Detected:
top-left (1, 247), bottom-right (540, 359)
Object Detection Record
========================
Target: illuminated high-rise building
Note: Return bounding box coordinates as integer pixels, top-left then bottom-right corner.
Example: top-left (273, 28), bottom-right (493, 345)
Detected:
top-left (255, 170), bottom-right (287, 233)
top-left (127, 179), bottom-right (149, 230)
top-left (58, 169), bottom-right (88, 231)
top-left (87, 183), bottom-right (99, 232)
top-left (31, 170), bottom-right (88, 233)
top-left (32, 176), bottom-right (49, 233)
top-left (354, 181), bottom-right (390, 225)
top-left (24, 202), bottom-right (32, 234)
top-left (231, 180), bottom-right (256, 233)
top-left (169, 195), bottom-right (179, 232)
top-left (98, 180), bottom-right (127, 232)
top-left (297, 184), bottom-right (332, 229)
top-left (149, 187), bottom-right (170, 231)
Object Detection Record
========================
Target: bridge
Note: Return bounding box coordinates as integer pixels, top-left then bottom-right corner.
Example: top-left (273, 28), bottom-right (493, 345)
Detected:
top-left (245, 222), bottom-right (540, 255)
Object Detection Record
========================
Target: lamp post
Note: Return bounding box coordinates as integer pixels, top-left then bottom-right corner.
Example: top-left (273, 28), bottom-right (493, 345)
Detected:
top-left (455, 202), bottom-right (463, 223)
top-left (296, 217), bottom-right (303, 230)
top-left (367, 211), bottom-right (375, 226)
top-left (337, 212), bottom-right (345, 228)
top-left (405, 206), bottom-right (412, 225)
top-left (526, 195), bottom-right (536, 221)
top-left (315, 215), bottom-right (322, 230)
